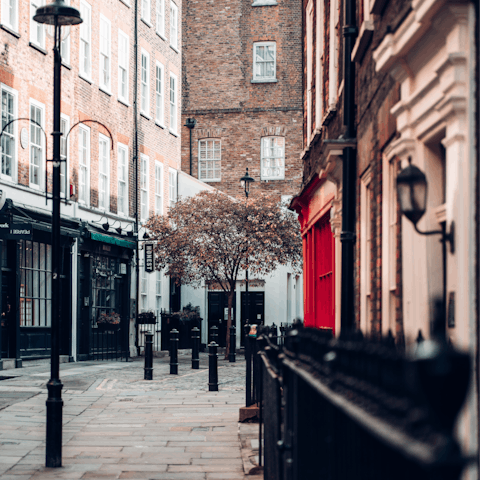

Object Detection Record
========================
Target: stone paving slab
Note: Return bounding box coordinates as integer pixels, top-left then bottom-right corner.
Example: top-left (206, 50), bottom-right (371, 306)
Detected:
top-left (0, 353), bottom-right (260, 479)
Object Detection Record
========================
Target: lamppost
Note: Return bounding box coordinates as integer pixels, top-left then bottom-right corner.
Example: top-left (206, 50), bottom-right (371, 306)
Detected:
top-left (396, 158), bottom-right (454, 337)
top-left (240, 168), bottom-right (254, 328)
top-left (184, 118), bottom-right (196, 175)
top-left (33, 0), bottom-right (82, 468)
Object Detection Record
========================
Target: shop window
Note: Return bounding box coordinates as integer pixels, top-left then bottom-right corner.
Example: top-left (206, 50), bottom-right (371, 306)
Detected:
top-left (19, 240), bottom-right (52, 327)
top-left (91, 255), bottom-right (121, 327)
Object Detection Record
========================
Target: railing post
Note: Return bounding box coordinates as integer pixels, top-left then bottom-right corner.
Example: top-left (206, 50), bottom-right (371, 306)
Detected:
top-left (245, 324), bottom-right (252, 406)
top-left (144, 333), bottom-right (153, 380)
top-left (208, 341), bottom-right (219, 391)
top-left (170, 328), bottom-right (179, 375)
top-left (192, 326), bottom-right (200, 369)
top-left (229, 325), bottom-right (236, 362)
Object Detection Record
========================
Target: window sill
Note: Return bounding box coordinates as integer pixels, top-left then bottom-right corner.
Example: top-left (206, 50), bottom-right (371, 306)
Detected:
top-left (62, 62), bottom-right (72, 70)
top-left (118, 97), bottom-right (130, 107)
top-left (203, 178), bottom-right (221, 183)
top-left (99, 86), bottom-right (112, 96)
top-left (141, 18), bottom-right (152, 28)
top-left (79, 73), bottom-right (93, 85)
top-left (29, 42), bottom-right (47, 55)
top-left (156, 31), bottom-right (166, 41)
top-left (155, 121), bottom-right (166, 129)
top-left (261, 176), bottom-right (284, 181)
top-left (0, 24), bottom-right (20, 38)
top-left (351, 20), bottom-right (374, 63)
top-left (252, 0), bottom-right (278, 6)
top-left (119, 0), bottom-right (130, 7)
top-left (170, 44), bottom-right (179, 54)
top-left (169, 129), bottom-right (178, 137)
top-left (140, 111), bottom-right (151, 120)
top-left (251, 78), bottom-right (278, 83)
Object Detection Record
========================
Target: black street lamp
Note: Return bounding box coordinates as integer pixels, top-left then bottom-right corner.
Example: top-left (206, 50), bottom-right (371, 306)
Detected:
top-left (240, 168), bottom-right (254, 199)
top-left (396, 158), bottom-right (454, 337)
top-left (33, 0), bottom-right (82, 468)
top-left (240, 169), bottom-right (254, 331)
top-left (184, 118), bottom-right (196, 175)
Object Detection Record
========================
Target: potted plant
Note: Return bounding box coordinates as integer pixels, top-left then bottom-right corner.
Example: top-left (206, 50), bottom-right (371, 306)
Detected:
top-left (138, 310), bottom-right (156, 325)
top-left (97, 311), bottom-right (121, 331)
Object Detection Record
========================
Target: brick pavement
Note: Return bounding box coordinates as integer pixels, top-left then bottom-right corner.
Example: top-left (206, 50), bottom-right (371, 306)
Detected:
top-left (0, 352), bottom-right (262, 480)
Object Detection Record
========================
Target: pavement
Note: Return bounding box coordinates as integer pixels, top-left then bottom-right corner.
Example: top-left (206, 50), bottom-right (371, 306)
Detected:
top-left (0, 352), bottom-right (262, 480)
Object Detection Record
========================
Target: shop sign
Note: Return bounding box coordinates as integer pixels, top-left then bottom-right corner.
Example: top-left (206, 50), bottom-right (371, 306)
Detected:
top-left (144, 243), bottom-right (154, 273)
top-left (0, 217), bottom-right (32, 240)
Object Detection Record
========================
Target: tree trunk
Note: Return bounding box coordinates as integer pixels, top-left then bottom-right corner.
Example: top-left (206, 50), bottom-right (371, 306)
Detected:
top-left (225, 289), bottom-right (234, 359)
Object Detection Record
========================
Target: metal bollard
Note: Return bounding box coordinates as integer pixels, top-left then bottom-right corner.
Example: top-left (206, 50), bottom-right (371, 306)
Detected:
top-left (208, 341), bottom-right (219, 391)
top-left (144, 333), bottom-right (153, 380)
top-left (210, 325), bottom-right (219, 344)
top-left (192, 326), bottom-right (200, 369)
top-left (229, 325), bottom-right (236, 362)
top-left (170, 329), bottom-right (179, 375)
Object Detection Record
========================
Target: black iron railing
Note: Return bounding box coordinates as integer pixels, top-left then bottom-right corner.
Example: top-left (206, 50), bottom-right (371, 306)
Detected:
top-left (257, 326), bottom-right (472, 480)
top-left (91, 326), bottom-right (128, 361)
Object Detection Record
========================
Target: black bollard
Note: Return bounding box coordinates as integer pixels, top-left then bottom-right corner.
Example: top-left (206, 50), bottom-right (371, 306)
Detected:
top-left (170, 328), bottom-right (179, 375)
top-left (208, 341), bottom-right (219, 391)
top-left (144, 333), bottom-right (153, 380)
top-left (211, 325), bottom-right (219, 344)
top-left (229, 325), bottom-right (236, 362)
top-left (192, 326), bottom-right (200, 369)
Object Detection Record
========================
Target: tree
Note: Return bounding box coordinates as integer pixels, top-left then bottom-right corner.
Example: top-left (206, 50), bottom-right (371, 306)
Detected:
top-left (145, 190), bottom-right (302, 357)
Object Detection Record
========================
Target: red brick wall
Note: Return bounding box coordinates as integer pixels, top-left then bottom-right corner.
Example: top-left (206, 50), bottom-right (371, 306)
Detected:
top-left (0, 0), bottom-right (182, 221)
top-left (181, 0), bottom-right (303, 200)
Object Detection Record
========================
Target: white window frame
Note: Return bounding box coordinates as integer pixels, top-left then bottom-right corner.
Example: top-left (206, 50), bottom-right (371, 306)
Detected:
top-left (60, 114), bottom-right (69, 198)
top-left (140, 154), bottom-right (149, 222)
top-left (98, 134), bottom-right (110, 211)
top-left (169, 72), bottom-right (177, 134)
top-left (29, 99), bottom-right (45, 190)
top-left (328, 0), bottom-right (339, 110)
top-left (2, 0), bottom-right (19, 32)
top-left (168, 168), bottom-right (177, 208)
top-left (360, 168), bottom-right (373, 334)
top-left (79, 0), bottom-right (92, 80)
top-left (141, 50), bottom-right (150, 117)
top-left (0, 84), bottom-right (18, 183)
top-left (59, 0), bottom-right (70, 64)
top-left (30, 0), bottom-right (45, 49)
top-left (118, 30), bottom-right (129, 104)
top-left (252, 42), bottom-right (276, 83)
top-left (78, 124), bottom-right (90, 206)
top-left (382, 154), bottom-right (397, 337)
top-left (170, 1), bottom-right (178, 50)
top-left (117, 143), bottom-right (129, 216)
top-left (154, 161), bottom-right (163, 215)
top-left (155, 270), bottom-right (162, 314)
top-left (306, 0), bottom-right (314, 141)
top-left (156, 0), bottom-right (165, 38)
top-left (155, 62), bottom-right (165, 126)
top-left (141, 0), bottom-right (151, 24)
top-left (140, 268), bottom-right (148, 312)
top-left (198, 138), bottom-right (221, 182)
top-left (99, 15), bottom-right (111, 92)
top-left (261, 136), bottom-right (285, 180)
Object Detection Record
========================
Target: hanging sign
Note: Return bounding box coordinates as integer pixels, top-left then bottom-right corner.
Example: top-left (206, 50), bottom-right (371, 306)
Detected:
top-left (144, 243), bottom-right (154, 273)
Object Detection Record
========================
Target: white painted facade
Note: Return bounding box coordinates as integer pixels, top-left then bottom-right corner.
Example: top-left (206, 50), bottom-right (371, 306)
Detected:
top-left (373, 0), bottom-right (477, 473)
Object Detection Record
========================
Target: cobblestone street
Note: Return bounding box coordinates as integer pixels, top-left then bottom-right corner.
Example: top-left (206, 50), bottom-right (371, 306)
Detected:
top-left (0, 352), bottom-right (260, 480)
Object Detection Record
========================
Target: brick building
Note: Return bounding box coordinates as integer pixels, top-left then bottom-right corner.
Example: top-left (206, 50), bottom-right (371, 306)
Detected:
top-left (180, 0), bottom-right (305, 333)
top-left (293, 0), bottom-right (478, 468)
top-left (0, 0), bottom-right (182, 364)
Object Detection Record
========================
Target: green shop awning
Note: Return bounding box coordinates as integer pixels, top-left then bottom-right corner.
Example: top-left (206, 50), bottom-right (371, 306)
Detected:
top-left (90, 232), bottom-right (136, 249)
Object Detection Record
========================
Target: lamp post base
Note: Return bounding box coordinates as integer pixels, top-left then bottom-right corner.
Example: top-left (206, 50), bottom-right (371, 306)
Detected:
top-left (45, 380), bottom-right (63, 468)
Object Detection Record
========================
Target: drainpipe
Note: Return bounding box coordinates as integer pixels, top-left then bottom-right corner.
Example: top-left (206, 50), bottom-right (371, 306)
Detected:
top-left (340, 0), bottom-right (357, 334)
top-left (133, 0), bottom-right (140, 355)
